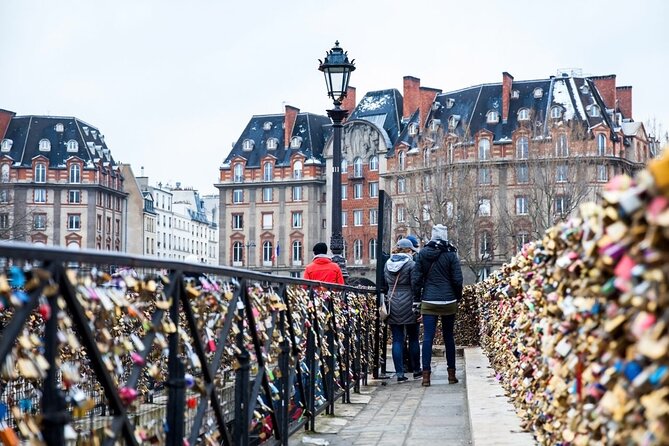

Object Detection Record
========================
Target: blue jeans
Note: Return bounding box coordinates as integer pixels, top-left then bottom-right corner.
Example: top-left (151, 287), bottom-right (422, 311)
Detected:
top-left (390, 324), bottom-right (420, 377)
top-left (422, 314), bottom-right (456, 371)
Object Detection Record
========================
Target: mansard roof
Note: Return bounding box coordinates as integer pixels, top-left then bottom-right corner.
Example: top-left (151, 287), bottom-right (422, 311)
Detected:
top-left (348, 89), bottom-right (403, 147)
top-left (392, 108), bottom-right (420, 157)
top-left (223, 112), bottom-right (332, 168)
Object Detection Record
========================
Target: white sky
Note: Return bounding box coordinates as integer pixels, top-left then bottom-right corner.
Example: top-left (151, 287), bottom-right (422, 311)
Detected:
top-left (1, 0), bottom-right (667, 195)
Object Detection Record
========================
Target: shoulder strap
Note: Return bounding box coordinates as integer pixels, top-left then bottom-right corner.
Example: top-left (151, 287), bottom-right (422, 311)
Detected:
top-left (388, 274), bottom-right (400, 302)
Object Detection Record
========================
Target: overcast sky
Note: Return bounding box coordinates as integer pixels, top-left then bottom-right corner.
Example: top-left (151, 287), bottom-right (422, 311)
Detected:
top-left (1, 0), bottom-right (667, 195)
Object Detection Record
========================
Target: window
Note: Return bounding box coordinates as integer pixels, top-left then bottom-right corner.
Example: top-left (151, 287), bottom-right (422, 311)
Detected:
top-left (263, 162), bottom-right (273, 181)
top-left (35, 163), bottom-right (46, 183)
top-left (66, 140), bottom-right (78, 152)
top-left (0, 190), bottom-right (8, 203)
top-left (353, 240), bottom-right (363, 262)
top-left (516, 232), bottom-right (530, 252)
top-left (233, 242), bottom-right (243, 263)
top-left (68, 190), bottom-right (81, 203)
top-left (342, 211), bottom-right (348, 227)
top-left (398, 151), bottom-right (406, 169)
top-left (397, 206), bottom-right (405, 223)
top-left (486, 111), bottom-right (499, 124)
top-left (266, 138), bottom-right (278, 150)
top-left (556, 164), bottom-right (568, 182)
top-left (341, 184), bottom-right (347, 200)
top-left (292, 186), bottom-right (302, 201)
top-left (516, 164), bottom-right (529, 183)
top-left (588, 105), bottom-right (601, 118)
top-left (597, 164), bottom-right (608, 182)
top-left (429, 119), bottom-right (441, 132)
top-left (555, 195), bottom-right (569, 215)
top-left (242, 139), bottom-right (254, 151)
top-left (232, 189), bottom-right (243, 204)
top-left (67, 214), bottom-right (81, 230)
top-left (533, 88), bottom-right (543, 99)
top-left (447, 201), bottom-right (454, 218)
top-left (369, 239), bottom-right (377, 261)
top-left (232, 214), bottom-right (243, 230)
top-left (422, 174), bottom-right (431, 192)
top-left (478, 168), bottom-right (491, 185)
top-left (556, 134), bottom-right (569, 157)
top-left (353, 157), bottom-right (363, 177)
top-left (422, 203), bottom-right (430, 221)
top-left (341, 158), bottom-right (348, 173)
top-left (1, 164), bottom-right (9, 182)
top-left (408, 123), bottom-right (418, 136)
top-left (33, 214), bottom-right (46, 230)
top-left (479, 231), bottom-right (491, 258)
top-left (263, 241), bottom-right (273, 263)
top-left (263, 121), bottom-right (273, 131)
top-left (369, 209), bottom-right (378, 225)
top-left (353, 183), bottom-right (363, 199)
top-left (369, 182), bottom-right (378, 198)
top-left (478, 138), bottom-right (490, 160)
top-left (233, 164), bottom-right (244, 183)
top-left (0, 213), bottom-right (8, 230)
top-left (353, 210), bottom-right (363, 226)
top-left (516, 196), bottom-right (528, 215)
top-left (262, 187), bottom-right (273, 202)
top-left (597, 134), bottom-right (606, 156)
top-left (292, 211), bottom-right (303, 228)
top-left (1, 139), bottom-right (12, 152)
top-left (448, 115), bottom-right (459, 130)
top-left (397, 177), bottom-right (406, 194)
top-left (369, 155), bottom-right (379, 171)
top-left (516, 136), bottom-right (528, 159)
top-left (39, 138), bottom-right (51, 152)
top-left (518, 108), bottom-right (530, 121)
top-left (69, 164), bottom-right (81, 183)
top-left (291, 136), bottom-right (302, 148)
top-left (550, 106), bottom-right (562, 119)
top-left (34, 189), bottom-right (46, 203)
top-left (580, 84), bottom-right (590, 95)
top-left (262, 213), bottom-right (273, 229)
top-left (478, 198), bottom-right (491, 217)
top-left (292, 241), bottom-right (302, 263)
top-left (293, 160), bottom-right (303, 179)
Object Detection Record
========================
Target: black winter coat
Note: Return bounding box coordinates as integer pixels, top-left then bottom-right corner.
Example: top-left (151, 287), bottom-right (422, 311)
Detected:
top-left (411, 240), bottom-right (463, 303)
top-left (382, 254), bottom-right (417, 325)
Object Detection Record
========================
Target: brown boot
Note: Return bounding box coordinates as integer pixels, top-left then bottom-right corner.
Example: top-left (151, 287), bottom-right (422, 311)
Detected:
top-left (448, 368), bottom-right (458, 384)
top-left (421, 370), bottom-right (431, 387)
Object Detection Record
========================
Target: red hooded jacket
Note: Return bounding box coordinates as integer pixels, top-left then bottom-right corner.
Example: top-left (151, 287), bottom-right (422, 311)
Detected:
top-left (304, 256), bottom-right (345, 284)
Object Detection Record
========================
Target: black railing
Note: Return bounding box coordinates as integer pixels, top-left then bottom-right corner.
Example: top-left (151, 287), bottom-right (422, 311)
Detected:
top-left (0, 242), bottom-right (377, 445)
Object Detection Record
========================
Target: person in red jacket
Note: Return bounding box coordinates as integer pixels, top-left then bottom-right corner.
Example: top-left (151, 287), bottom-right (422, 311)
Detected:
top-left (304, 242), bottom-right (345, 284)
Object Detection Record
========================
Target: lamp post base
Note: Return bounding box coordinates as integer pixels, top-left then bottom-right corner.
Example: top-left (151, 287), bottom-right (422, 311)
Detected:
top-left (331, 254), bottom-right (349, 281)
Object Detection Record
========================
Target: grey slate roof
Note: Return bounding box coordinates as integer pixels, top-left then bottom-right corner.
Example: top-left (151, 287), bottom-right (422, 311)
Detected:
top-left (348, 89), bottom-right (403, 148)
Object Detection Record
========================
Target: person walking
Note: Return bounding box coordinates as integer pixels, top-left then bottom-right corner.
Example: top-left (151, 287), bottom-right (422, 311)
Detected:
top-left (304, 242), bottom-right (345, 285)
top-left (383, 238), bottom-right (421, 382)
top-left (412, 224), bottom-right (463, 387)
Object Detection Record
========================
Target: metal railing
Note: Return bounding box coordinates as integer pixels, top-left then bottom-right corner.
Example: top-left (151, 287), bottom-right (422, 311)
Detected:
top-left (0, 242), bottom-right (377, 446)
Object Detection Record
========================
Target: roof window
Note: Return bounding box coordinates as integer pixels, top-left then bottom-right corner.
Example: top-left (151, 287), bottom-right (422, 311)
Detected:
top-left (486, 111), bottom-right (499, 124)
top-left (550, 106), bottom-right (562, 119)
top-left (511, 90), bottom-right (520, 100)
top-left (267, 138), bottom-right (278, 150)
top-left (533, 88), bottom-right (543, 99)
top-left (66, 140), bottom-right (79, 152)
top-left (429, 119), bottom-right (441, 132)
top-left (291, 136), bottom-right (303, 148)
top-left (445, 98), bottom-right (455, 109)
top-left (263, 121), bottom-right (273, 131)
top-left (518, 108), bottom-right (530, 122)
top-left (580, 84), bottom-right (590, 95)
top-left (242, 139), bottom-right (255, 151)
top-left (408, 123), bottom-right (418, 136)
top-left (39, 138), bottom-right (51, 152)
top-left (55, 123), bottom-right (64, 133)
top-left (1, 139), bottom-right (12, 152)
top-left (448, 115), bottom-right (460, 130)
top-left (587, 105), bottom-right (601, 118)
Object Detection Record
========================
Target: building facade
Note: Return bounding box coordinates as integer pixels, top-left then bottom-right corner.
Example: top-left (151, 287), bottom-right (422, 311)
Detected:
top-left (0, 110), bottom-right (127, 249)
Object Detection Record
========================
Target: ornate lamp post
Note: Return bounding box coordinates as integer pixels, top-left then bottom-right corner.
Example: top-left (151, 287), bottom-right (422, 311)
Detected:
top-left (318, 41), bottom-right (355, 279)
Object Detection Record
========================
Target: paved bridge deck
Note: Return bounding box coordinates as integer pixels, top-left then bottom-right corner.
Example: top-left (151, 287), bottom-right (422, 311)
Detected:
top-left (290, 348), bottom-right (535, 446)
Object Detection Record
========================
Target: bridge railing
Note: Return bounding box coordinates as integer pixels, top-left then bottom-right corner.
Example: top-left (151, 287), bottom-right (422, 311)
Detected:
top-left (0, 242), bottom-right (377, 446)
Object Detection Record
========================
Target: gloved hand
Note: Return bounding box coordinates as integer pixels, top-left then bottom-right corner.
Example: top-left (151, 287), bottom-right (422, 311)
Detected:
top-left (412, 302), bottom-right (421, 316)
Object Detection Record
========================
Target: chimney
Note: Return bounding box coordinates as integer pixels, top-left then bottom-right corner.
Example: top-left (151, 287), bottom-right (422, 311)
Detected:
top-left (502, 72), bottom-right (514, 124)
top-left (0, 109), bottom-right (16, 141)
top-left (616, 86), bottom-right (633, 120)
top-left (403, 76), bottom-right (421, 120)
top-left (591, 74), bottom-right (617, 110)
top-left (341, 86), bottom-right (357, 117)
top-left (284, 105), bottom-right (300, 148)
top-left (419, 87), bottom-right (442, 129)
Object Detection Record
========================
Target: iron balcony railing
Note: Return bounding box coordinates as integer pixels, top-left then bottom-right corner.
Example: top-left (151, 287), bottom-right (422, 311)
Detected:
top-left (0, 242), bottom-right (377, 446)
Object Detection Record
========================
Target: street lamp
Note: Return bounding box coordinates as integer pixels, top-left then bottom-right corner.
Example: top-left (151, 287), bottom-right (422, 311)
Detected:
top-left (319, 40), bottom-right (355, 279)
top-left (245, 241), bottom-right (256, 268)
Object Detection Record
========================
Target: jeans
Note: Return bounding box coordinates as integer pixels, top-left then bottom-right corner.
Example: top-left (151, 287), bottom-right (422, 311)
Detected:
top-left (422, 314), bottom-right (456, 371)
top-left (390, 323), bottom-right (420, 377)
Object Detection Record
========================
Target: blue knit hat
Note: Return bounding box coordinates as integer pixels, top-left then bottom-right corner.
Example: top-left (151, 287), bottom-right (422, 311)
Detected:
top-left (405, 234), bottom-right (420, 249)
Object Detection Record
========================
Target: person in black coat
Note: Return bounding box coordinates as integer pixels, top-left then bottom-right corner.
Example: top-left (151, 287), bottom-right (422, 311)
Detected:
top-left (411, 224), bottom-right (463, 387)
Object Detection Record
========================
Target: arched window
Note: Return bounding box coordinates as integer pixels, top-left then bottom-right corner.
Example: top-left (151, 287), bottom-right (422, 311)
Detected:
top-left (550, 106), bottom-right (562, 119)
top-left (423, 149), bottom-right (430, 166)
top-left (369, 239), bottom-right (377, 261)
top-left (263, 162), bottom-right (273, 181)
top-left (38, 138), bottom-right (51, 151)
top-left (597, 134), bottom-right (606, 156)
top-left (293, 160), bottom-right (303, 179)
top-left (263, 241), bottom-right (273, 263)
top-left (292, 240), bottom-right (302, 262)
top-left (556, 134), bottom-right (569, 157)
top-left (35, 163), bottom-right (46, 183)
top-left (290, 136), bottom-right (302, 148)
top-left (341, 158), bottom-right (348, 173)
top-left (369, 155), bottom-right (378, 171)
top-left (69, 164), bottom-right (81, 183)
top-left (66, 140), bottom-right (79, 152)
top-left (353, 239), bottom-right (363, 262)
top-left (518, 108), bottom-right (530, 121)
top-left (1, 164), bottom-right (9, 183)
top-left (588, 105), bottom-right (601, 118)
top-left (233, 164), bottom-right (244, 182)
top-left (398, 151), bottom-right (406, 170)
top-left (232, 241), bottom-right (243, 263)
top-left (353, 157), bottom-right (363, 177)
top-left (266, 138), bottom-right (278, 150)
top-left (1, 139), bottom-right (12, 152)
top-left (478, 138), bottom-right (490, 160)
top-left (242, 139), bottom-right (254, 151)
top-left (486, 111), bottom-right (499, 124)
top-left (516, 136), bottom-right (529, 159)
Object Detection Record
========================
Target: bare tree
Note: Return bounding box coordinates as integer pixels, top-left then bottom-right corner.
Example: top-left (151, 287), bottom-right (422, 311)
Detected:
top-left (0, 186), bottom-right (45, 241)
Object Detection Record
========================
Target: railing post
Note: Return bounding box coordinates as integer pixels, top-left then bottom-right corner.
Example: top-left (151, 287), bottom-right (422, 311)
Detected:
top-left (278, 311), bottom-right (290, 445)
top-left (325, 293), bottom-right (336, 415)
top-left (306, 286), bottom-right (317, 432)
top-left (342, 291), bottom-right (351, 403)
top-left (165, 273), bottom-right (185, 446)
top-left (234, 282), bottom-right (250, 446)
top-left (352, 292), bottom-right (362, 394)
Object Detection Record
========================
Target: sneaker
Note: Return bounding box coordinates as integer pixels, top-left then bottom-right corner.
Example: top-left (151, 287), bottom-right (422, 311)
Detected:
top-left (413, 372), bottom-right (423, 379)
top-left (397, 376), bottom-right (409, 383)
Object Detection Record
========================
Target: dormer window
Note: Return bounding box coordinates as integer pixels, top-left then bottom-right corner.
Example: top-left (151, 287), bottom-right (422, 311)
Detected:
top-left (587, 105), bottom-right (601, 118)
top-left (533, 88), bottom-right (543, 99)
top-left (353, 157), bottom-right (363, 177)
top-left (263, 161), bottom-right (273, 181)
top-left (486, 111), bottom-right (499, 124)
top-left (242, 139), bottom-right (254, 151)
top-left (55, 123), bottom-right (64, 133)
top-left (550, 106), bottom-right (562, 119)
top-left (263, 121), bottom-right (273, 131)
top-left (290, 136), bottom-right (303, 148)
top-left (39, 139), bottom-right (51, 152)
top-left (66, 139), bottom-right (79, 152)
top-left (293, 160), bottom-right (303, 179)
top-left (369, 155), bottom-right (379, 171)
top-left (233, 164), bottom-right (244, 183)
top-left (448, 115), bottom-right (460, 130)
top-left (266, 138), bottom-right (278, 150)
top-left (429, 119), bottom-right (441, 132)
top-left (580, 84), bottom-right (590, 95)
top-left (408, 123), bottom-right (418, 136)
top-left (445, 98), bottom-right (455, 109)
top-left (518, 108), bottom-right (530, 122)
top-left (1, 139), bottom-right (12, 152)
top-left (341, 158), bottom-right (348, 172)
top-left (511, 90), bottom-right (520, 100)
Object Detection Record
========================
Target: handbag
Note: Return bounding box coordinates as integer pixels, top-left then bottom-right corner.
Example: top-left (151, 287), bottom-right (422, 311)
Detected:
top-left (379, 275), bottom-right (399, 322)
